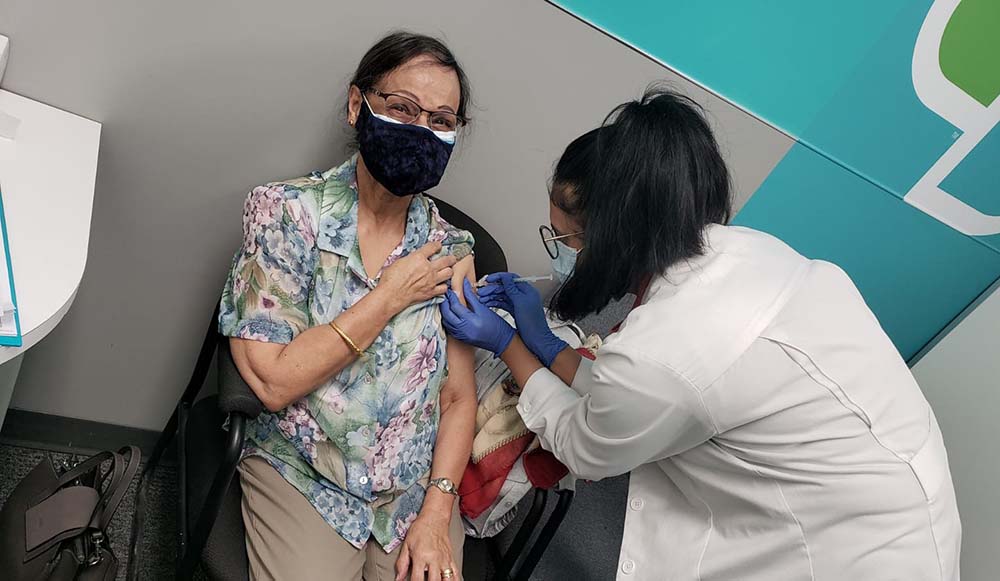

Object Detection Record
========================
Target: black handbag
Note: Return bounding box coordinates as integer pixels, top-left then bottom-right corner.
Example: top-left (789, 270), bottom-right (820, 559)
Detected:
top-left (0, 446), bottom-right (141, 581)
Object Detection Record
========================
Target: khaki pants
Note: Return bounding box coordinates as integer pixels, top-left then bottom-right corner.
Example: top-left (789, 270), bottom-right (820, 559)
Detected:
top-left (239, 456), bottom-right (465, 581)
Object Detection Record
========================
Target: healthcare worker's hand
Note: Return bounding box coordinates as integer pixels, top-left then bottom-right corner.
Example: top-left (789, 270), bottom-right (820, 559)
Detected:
top-left (441, 279), bottom-right (516, 356)
top-left (478, 273), bottom-right (568, 367)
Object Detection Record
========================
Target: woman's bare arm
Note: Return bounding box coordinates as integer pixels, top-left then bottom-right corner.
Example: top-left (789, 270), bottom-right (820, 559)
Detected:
top-left (232, 243), bottom-right (456, 412)
top-left (424, 339), bottom-right (477, 514)
top-left (395, 337), bottom-right (477, 581)
top-left (232, 286), bottom-right (397, 412)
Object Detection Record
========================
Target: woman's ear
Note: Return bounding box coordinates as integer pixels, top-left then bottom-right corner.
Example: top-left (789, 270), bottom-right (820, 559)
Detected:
top-left (348, 85), bottom-right (363, 126)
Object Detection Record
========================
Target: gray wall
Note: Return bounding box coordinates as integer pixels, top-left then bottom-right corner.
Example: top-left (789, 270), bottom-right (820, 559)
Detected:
top-left (912, 283), bottom-right (1000, 580)
top-left (0, 0), bottom-right (791, 430)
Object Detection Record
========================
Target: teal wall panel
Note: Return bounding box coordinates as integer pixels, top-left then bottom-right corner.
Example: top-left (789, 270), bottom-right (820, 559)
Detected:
top-left (734, 144), bottom-right (1000, 359)
top-left (550, 0), bottom-right (1000, 358)
top-left (548, 0), bottom-right (912, 137)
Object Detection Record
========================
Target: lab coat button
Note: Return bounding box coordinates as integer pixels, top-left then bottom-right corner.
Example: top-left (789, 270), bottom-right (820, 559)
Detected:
top-left (621, 560), bottom-right (636, 575)
top-left (359, 476), bottom-right (369, 485)
top-left (629, 498), bottom-right (644, 511)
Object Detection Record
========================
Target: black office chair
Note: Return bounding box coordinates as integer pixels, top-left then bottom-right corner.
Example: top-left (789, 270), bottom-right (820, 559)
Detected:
top-left (133, 198), bottom-right (573, 581)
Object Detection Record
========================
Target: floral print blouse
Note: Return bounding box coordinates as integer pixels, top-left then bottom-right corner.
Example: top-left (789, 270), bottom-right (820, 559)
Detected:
top-left (218, 154), bottom-right (473, 551)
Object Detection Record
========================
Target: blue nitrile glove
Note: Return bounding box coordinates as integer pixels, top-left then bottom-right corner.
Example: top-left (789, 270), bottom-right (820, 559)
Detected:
top-left (482, 272), bottom-right (568, 367)
top-left (440, 279), bottom-right (516, 356)
top-left (476, 281), bottom-right (514, 313)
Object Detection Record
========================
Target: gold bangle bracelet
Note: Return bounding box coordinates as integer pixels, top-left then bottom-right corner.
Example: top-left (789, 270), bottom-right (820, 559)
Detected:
top-left (329, 320), bottom-right (364, 358)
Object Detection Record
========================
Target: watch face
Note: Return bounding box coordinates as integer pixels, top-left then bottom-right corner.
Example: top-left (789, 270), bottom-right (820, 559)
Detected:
top-left (432, 478), bottom-right (457, 494)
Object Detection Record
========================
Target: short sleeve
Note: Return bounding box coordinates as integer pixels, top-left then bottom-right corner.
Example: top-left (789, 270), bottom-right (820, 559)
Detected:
top-left (218, 184), bottom-right (318, 344)
top-left (426, 199), bottom-right (475, 261)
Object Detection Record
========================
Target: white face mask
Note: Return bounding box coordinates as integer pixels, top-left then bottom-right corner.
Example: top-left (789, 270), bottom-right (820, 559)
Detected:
top-left (551, 240), bottom-right (579, 284)
top-left (363, 96), bottom-right (457, 145)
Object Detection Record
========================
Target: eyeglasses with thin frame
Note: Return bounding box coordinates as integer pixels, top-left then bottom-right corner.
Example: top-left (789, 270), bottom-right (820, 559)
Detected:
top-left (539, 225), bottom-right (582, 259)
top-left (367, 88), bottom-right (467, 132)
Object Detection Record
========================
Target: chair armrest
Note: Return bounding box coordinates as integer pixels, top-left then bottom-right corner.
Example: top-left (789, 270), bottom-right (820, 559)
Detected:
top-left (217, 339), bottom-right (265, 419)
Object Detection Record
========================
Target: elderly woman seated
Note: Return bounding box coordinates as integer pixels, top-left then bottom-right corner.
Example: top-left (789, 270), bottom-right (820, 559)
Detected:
top-left (218, 31), bottom-right (479, 581)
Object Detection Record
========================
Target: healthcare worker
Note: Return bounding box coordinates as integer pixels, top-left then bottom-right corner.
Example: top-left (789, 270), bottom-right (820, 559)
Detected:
top-left (441, 89), bottom-right (961, 580)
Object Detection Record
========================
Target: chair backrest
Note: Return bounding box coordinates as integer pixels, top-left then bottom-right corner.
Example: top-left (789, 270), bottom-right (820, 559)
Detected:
top-left (429, 196), bottom-right (508, 276)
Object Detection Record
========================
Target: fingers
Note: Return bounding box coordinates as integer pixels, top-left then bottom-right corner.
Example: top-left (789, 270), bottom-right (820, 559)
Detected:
top-left (485, 271), bottom-right (523, 295)
top-left (500, 275), bottom-right (523, 294)
top-left (481, 298), bottom-right (513, 312)
top-left (476, 284), bottom-right (505, 298)
top-left (462, 279), bottom-right (482, 313)
top-left (417, 241), bottom-right (444, 258)
top-left (478, 290), bottom-right (511, 306)
top-left (440, 293), bottom-right (462, 329)
top-left (430, 254), bottom-right (459, 270)
top-left (426, 560), bottom-right (442, 581)
top-left (414, 557), bottom-right (433, 581)
top-left (432, 283), bottom-right (448, 297)
top-left (485, 272), bottom-right (520, 283)
top-left (435, 266), bottom-right (455, 285)
top-left (395, 544), bottom-right (411, 581)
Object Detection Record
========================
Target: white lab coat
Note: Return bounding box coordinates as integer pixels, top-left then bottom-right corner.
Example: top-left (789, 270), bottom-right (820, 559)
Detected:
top-left (517, 225), bottom-right (961, 580)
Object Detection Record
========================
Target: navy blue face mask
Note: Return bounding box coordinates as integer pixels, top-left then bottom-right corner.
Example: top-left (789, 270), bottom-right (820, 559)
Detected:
top-left (355, 97), bottom-right (456, 197)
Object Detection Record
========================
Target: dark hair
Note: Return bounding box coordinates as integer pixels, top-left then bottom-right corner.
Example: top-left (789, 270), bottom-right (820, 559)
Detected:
top-left (549, 127), bottom-right (605, 216)
top-left (348, 31), bottom-right (472, 120)
top-left (550, 86), bottom-right (732, 321)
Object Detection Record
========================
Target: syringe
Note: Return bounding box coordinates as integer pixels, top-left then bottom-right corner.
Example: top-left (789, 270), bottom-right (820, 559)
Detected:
top-left (475, 274), bottom-right (553, 288)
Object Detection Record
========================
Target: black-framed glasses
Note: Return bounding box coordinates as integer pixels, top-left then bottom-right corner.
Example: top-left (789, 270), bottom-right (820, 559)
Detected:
top-left (539, 225), bottom-right (582, 259)
top-left (367, 88), bottom-right (467, 132)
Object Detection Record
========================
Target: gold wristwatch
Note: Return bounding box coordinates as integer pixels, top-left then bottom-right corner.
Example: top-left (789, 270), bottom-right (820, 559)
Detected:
top-left (428, 477), bottom-right (459, 496)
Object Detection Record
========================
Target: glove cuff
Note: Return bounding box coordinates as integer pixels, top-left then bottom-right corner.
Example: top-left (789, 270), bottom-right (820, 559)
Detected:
top-left (533, 336), bottom-right (569, 368)
top-left (492, 323), bottom-right (517, 358)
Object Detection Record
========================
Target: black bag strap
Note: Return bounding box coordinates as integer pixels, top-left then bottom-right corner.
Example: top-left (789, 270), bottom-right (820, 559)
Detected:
top-left (94, 457), bottom-right (117, 492)
top-left (29, 446), bottom-right (141, 529)
top-left (91, 446), bottom-right (141, 530)
top-left (29, 451), bottom-right (116, 508)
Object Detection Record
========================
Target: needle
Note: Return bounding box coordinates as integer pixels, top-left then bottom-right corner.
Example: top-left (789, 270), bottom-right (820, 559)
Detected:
top-left (475, 274), bottom-right (553, 288)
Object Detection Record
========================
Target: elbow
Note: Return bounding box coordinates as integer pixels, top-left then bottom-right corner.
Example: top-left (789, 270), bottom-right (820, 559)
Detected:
top-left (255, 382), bottom-right (292, 413)
top-left (230, 341), bottom-right (301, 413)
top-left (261, 397), bottom-right (287, 414)
top-left (546, 439), bottom-right (629, 481)
top-left (564, 461), bottom-right (618, 483)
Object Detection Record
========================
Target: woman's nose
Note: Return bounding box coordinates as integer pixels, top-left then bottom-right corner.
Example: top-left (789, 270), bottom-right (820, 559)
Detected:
top-left (412, 112), bottom-right (433, 129)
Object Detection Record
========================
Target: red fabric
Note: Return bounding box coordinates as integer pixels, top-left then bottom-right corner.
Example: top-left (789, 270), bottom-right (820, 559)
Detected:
top-left (523, 448), bottom-right (569, 488)
top-left (459, 433), bottom-right (534, 519)
top-left (459, 305), bottom-right (649, 519)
